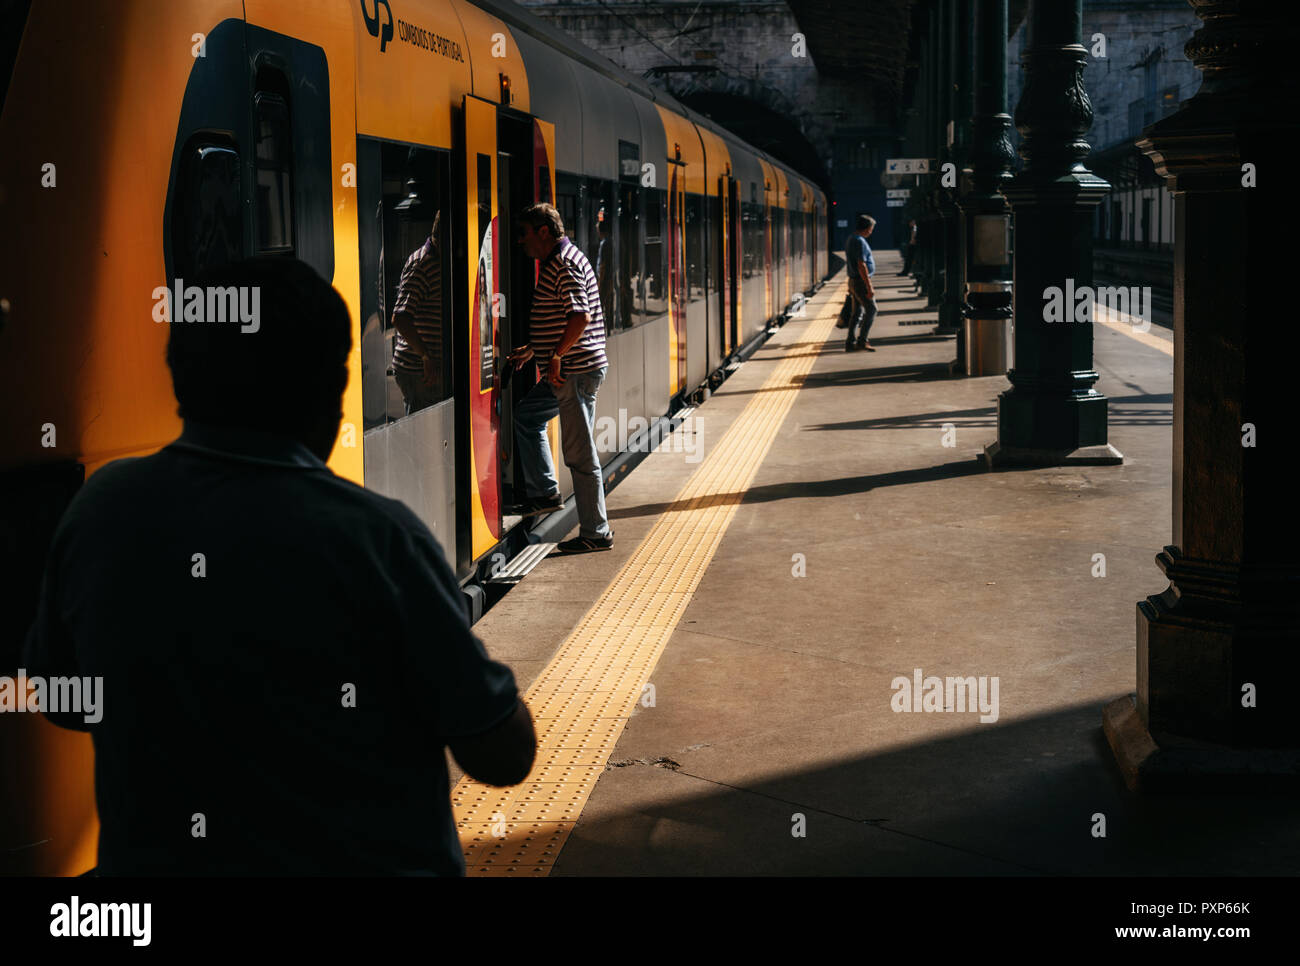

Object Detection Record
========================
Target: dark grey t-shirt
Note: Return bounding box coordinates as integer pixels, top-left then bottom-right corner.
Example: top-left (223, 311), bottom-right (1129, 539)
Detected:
top-left (846, 233), bottom-right (875, 277)
top-left (23, 421), bottom-right (518, 875)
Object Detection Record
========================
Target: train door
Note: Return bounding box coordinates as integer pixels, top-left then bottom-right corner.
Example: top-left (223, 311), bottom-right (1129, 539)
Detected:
top-left (784, 198), bottom-right (792, 307)
top-left (668, 159), bottom-right (687, 397)
top-left (775, 203), bottom-right (785, 313)
top-left (728, 175), bottom-right (741, 351)
top-left (717, 174), bottom-right (732, 358)
top-left (531, 118), bottom-right (562, 495)
top-left (764, 184), bottom-right (774, 323)
top-left (495, 110), bottom-right (563, 516)
top-left (457, 95), bottom-right (502, 569)
top-left (813, 202), bottom-right (821, 286)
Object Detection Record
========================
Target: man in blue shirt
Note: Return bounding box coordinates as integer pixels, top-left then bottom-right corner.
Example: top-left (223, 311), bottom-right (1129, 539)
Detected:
top-left (24, 257), bottom-right (536, 875)
top-left (845, 213), bottom-right (878, 352)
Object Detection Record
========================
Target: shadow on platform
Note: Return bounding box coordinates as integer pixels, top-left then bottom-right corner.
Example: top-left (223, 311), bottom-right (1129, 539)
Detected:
top-left (555, 701), bottom-right (1300, 875)
top-left (607, 458), bottom-right (992, 522)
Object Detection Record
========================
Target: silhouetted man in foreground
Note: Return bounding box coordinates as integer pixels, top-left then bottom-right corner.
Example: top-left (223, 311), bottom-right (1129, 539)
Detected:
top-left (24, 257), bottom-right (535, 875)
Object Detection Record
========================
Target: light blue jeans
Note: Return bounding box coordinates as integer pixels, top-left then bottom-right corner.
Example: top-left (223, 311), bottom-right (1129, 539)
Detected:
top-left (514, 366), bottom-right (611, 539)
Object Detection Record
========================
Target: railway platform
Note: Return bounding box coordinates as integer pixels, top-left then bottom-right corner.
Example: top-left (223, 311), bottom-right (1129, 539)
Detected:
top-left (453, 249), bottom-right (1299, 876)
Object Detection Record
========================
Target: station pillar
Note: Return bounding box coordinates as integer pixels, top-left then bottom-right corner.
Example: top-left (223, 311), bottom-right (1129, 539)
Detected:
top-left (1103, 0), bottom-right (1300, 787)
top-left (984, 0), bottom-right (1120, 466)
top-left (957, 0), bottom-right (1014, 377)
top-left (936, 0), bottom-right (965, 336)
top-left (922, 198), bottom-right (943, 307)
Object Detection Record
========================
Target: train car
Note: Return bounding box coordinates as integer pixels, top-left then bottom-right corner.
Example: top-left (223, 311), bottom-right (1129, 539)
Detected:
top-left (0, 0), bottom-right (830, 875)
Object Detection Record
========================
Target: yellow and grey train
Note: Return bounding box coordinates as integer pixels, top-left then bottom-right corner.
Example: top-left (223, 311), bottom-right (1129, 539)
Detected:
top-left (0, 0), bottom-right (829, 874)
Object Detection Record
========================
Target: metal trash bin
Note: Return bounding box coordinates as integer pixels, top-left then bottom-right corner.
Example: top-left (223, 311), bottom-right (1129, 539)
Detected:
top-left (964, 280), bottom-right (1012, 376)
top-left (964, 317), bottom-right (1010, 376)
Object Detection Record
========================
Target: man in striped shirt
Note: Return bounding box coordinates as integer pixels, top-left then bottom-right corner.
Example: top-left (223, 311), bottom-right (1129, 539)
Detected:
top-left (391, 216), bottom-right (443, 415)
top-left (507, 203), bottom-right (613, 554)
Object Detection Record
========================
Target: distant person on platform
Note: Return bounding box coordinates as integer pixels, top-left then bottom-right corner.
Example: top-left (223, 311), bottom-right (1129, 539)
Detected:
top-left (845, 213), bottom-right (878, 352)
top-left (24, 256), bottom-right (536, 875)
top-left (507, 203), bottom-right (614, 554)
top-left (901, 218), bottom-right (918, 275)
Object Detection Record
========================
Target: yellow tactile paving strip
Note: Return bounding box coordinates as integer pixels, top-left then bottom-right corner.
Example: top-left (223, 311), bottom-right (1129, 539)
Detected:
top-left (1095, 304), bottom-right (1173, 356)
top-left (454, 287), bottom-right (842, 875)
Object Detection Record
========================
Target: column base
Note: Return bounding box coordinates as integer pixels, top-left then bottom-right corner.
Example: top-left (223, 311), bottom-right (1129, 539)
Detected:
top-left (982, 441), bottom-right (1123, 467)
top-left (1103, 694), bottom-right (1300, 792)
top-left (936, 303), bottom-right (963, 334)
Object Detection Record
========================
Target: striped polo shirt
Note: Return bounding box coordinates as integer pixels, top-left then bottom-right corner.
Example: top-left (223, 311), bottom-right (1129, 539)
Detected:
top-left (391, 235), bottom-right (442, 373)
top-left (530, 236), bottom-right (608, 374)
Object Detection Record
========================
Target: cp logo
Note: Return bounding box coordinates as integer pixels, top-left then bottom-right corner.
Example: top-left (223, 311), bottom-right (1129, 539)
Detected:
top-left (361, 0), bottom-right (393, 52)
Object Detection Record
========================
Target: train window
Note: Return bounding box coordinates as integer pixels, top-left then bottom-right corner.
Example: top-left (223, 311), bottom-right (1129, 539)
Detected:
top-left (172, 136), bottom-right (242, 279)
top-left (617, 141), bottom-right (641, 328)
top-left (618, 183), bottom-right (639, 329)
top-left (750, 204), bottom-right (759, 278)
top-left (685, 193), bottom-right (703, 300)
top-left (741, 202), bottom-right (757, 279)
top-left (253, 90), bottom-right (294, 254)
top-left (557, 172), bottom-right (581, 251)
top-left (749, 206), bottom-right (756, 279)
top-left (618, 140), bottom-right (640, 184)
top-left (643, 188), bottom-right (665, 318)
top-left (586, 178), bottom-right (616, 334)
top-left (357, 138), bottom-right (451, 428)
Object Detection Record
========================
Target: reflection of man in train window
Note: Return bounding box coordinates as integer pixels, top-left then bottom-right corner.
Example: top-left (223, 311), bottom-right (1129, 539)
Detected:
top-left (476, 245), bottom-right (492, 377)
top-left (391, 210), bottom-right (442, 416)
top-left (618, 188), bottom-right (636, 328)
top-left (595, 218), bottom-right (614, 336)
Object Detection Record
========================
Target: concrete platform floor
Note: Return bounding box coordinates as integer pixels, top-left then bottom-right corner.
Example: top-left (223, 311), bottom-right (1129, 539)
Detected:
top-left (461, 250), bottom-right (1299, 876)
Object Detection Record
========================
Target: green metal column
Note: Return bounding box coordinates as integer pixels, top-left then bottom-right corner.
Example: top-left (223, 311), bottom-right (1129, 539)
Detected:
top-left (957, 0), bottom-right (1014, 376)
top-left (936, 0), bottom-right (969, 337)
top-left (947, 0), bottom-right (978, 368)
top-left (920, 2), bottom-right (943, 306)
top-left (933, 0), bottom-right (959, 329)
top-left (984, 0), bottom-right (1120, 466)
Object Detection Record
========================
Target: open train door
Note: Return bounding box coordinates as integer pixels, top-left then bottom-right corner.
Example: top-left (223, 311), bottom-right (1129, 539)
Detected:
top-left (531, 117), bottom-right (563, 492)
top-left (457, 94), bottom-right (503, 570)
top-left (494, 109), bottom-right (563, 517)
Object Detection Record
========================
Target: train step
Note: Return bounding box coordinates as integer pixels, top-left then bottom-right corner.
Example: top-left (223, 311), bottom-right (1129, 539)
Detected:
top-left (485, 541), bottom-right (558, 585)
